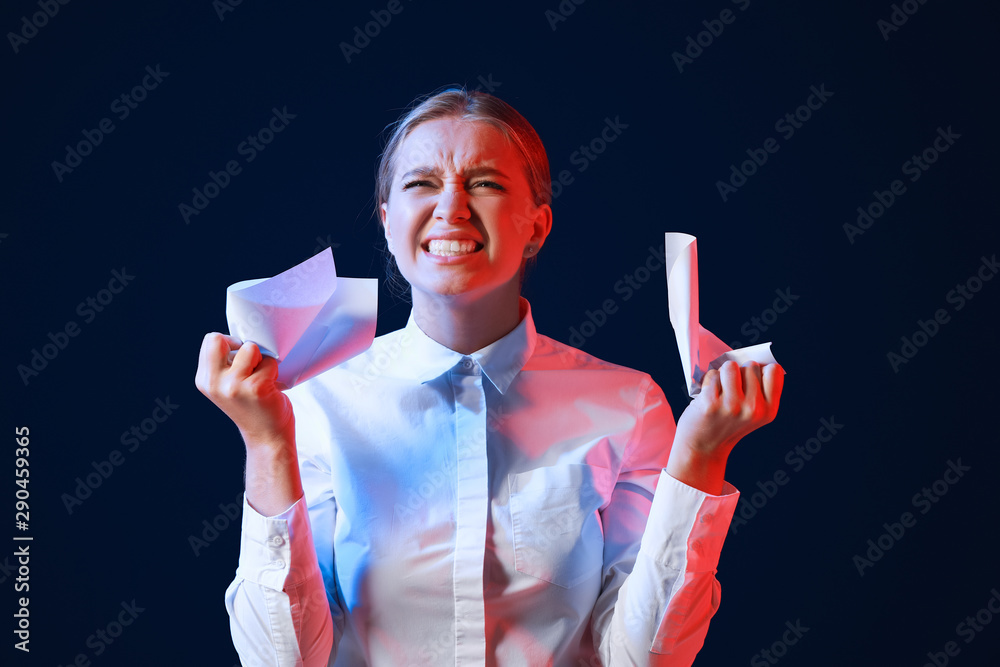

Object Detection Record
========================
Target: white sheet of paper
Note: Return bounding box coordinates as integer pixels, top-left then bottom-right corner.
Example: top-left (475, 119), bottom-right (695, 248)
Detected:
top-left (665, 232), bottom-right (779, 397)
top-left (225, 247), bottom-right (378, 388)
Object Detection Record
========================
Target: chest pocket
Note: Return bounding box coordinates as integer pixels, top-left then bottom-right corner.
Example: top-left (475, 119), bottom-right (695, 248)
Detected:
top-left (508, 463), bottom-right (614, 589)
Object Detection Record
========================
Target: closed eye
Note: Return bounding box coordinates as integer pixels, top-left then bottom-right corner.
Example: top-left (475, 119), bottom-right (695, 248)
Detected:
top-left (402, 180), bottom-right (434, 190)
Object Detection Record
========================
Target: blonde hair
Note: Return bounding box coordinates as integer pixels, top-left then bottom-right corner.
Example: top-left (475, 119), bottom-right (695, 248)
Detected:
top-left (376, 87), bottom-right (551, 210)
top-left (375, 87), bottom-right (551, 297)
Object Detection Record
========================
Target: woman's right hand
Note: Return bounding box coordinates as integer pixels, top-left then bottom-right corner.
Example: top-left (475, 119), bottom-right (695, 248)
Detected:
top-left (195, 333), bottom-right (295, 450)
top-left (196, 333), bottom-right (304, 516)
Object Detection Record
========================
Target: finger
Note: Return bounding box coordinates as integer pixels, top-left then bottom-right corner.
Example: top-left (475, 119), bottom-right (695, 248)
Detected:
top-left (243, 354), bottom-right (282, 396)
top-left (700, 367), bottom-right (722, 401)
top-left (741, 361), bottom-right (763, 403)
top-left (762, 363), bottom-right (785, 406)
top-left (719, 360), bottom-right (744, 404)
top-left (256, 354), bottom-right (280, 382)
top-left (217, 333), bottom-right (244, 350)
top-left (225, 338), bottom-right (247, 365)
top-left (199, 332), bottom-right (237, 375)
top-left (230, 341), bottom-right (263, 380)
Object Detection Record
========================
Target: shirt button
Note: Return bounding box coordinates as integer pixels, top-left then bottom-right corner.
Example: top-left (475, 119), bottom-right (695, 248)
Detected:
top-left (273, 559), bottom-right (285, 569)
top-left (702, 513), bottom-right (714, 523)
top-left (270, 536), bottom-right (284, 547)
top-left (462, 359), bottom-right (473, 369)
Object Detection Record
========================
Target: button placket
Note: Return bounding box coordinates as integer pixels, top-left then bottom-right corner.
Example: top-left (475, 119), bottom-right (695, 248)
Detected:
top-left (451, 368), bottom-right (488, 667)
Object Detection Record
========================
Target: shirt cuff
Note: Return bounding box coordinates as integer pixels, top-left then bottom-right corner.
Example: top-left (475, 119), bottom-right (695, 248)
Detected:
top-left (640, 471), bottom-right (740, 573)
top-left (235, 493), bottom-right (315, 592)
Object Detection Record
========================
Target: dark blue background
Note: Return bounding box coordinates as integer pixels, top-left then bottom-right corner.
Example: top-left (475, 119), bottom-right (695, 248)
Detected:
top-left (4, 1), bottom-right (999, 665)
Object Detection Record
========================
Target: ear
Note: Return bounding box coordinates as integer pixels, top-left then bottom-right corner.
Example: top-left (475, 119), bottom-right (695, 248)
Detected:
top-left (380, 202), bottom-right (393, 251)
top-left (522, 203), bottom-right (553, 258)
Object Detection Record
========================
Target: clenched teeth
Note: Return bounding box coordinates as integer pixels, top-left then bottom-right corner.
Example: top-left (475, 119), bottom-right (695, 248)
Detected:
top-left (426, 239), bottom-right (481, 256)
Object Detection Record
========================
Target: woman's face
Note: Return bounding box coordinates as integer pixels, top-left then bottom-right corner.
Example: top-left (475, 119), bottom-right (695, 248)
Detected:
top-left (380, 117), bottom-right (551, 304)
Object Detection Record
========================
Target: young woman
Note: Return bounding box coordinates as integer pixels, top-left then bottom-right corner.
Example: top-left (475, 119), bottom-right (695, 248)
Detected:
top-left (195, 88), bottom-right (784, 666)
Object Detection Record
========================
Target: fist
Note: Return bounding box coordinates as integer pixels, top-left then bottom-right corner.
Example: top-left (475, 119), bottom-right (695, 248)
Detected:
top-left (194, 332), bottom-right (295, 449)
top-left (674, 360), bottom-right (784, 460)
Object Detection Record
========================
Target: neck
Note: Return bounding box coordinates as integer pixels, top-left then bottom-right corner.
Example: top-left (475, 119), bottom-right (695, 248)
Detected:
top-left (410, 283), bottom-right (523, 355)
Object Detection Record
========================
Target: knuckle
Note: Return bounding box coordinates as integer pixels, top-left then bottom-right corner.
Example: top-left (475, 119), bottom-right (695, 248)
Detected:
top-left (244, 376), bottom-right (265, 395)
top-left (203, 331), bottom-right (223, 349)
top-left (219, 381), bottom-right (240, 401)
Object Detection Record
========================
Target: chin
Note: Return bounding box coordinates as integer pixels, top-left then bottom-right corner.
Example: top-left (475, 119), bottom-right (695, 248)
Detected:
top-left (415, 279), bottom-right (494, 302)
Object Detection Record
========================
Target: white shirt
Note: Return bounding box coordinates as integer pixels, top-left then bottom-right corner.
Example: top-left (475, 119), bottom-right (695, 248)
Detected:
top-left (226, 299), bottom-right (740, 666)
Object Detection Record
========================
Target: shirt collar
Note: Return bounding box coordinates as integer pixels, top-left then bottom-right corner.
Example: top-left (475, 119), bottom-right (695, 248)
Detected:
top-left (398, 297), bottom-right (537, 394)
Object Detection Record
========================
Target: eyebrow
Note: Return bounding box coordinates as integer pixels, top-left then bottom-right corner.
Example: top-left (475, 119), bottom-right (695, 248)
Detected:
top-left (399, 166), bottom-right (512, 182)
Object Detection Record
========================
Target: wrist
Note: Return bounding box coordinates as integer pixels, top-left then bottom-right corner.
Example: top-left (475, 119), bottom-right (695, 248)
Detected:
top-left (238, 414), bottom-right (295, 454)
top-left (243, 431), bottom-right (302, 517)
top-left (666, 443), bottom-right (730, 495)
top-left (241, 430), bottom-right (294, 454)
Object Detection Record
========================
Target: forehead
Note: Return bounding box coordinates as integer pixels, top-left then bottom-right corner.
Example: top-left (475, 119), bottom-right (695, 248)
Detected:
top-left (393, 118), bottom-right (520, 176)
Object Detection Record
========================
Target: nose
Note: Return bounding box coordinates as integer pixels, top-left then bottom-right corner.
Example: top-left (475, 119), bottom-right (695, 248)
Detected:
top-left (433, 187), bottom-right (471, 224)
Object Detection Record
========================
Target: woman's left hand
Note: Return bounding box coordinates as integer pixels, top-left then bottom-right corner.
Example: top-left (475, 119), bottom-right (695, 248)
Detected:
top-left (667, 360), bottom-right (785, 494)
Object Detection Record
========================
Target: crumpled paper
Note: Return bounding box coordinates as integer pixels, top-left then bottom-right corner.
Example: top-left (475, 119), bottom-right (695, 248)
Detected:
top-left (665, 232), bottom-right (779, 397)
top-left (225, 247), bottom-right (377, 388)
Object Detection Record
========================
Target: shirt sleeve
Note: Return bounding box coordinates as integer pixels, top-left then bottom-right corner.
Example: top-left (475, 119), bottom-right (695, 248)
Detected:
top-left (225, 410), bottom-right (343, 666)
top-left (591, 376), bottom-right (740, 666)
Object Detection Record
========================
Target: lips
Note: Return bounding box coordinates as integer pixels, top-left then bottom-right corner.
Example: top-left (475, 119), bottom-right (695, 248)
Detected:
top-left (423, 239), bottom-right (483, 257)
